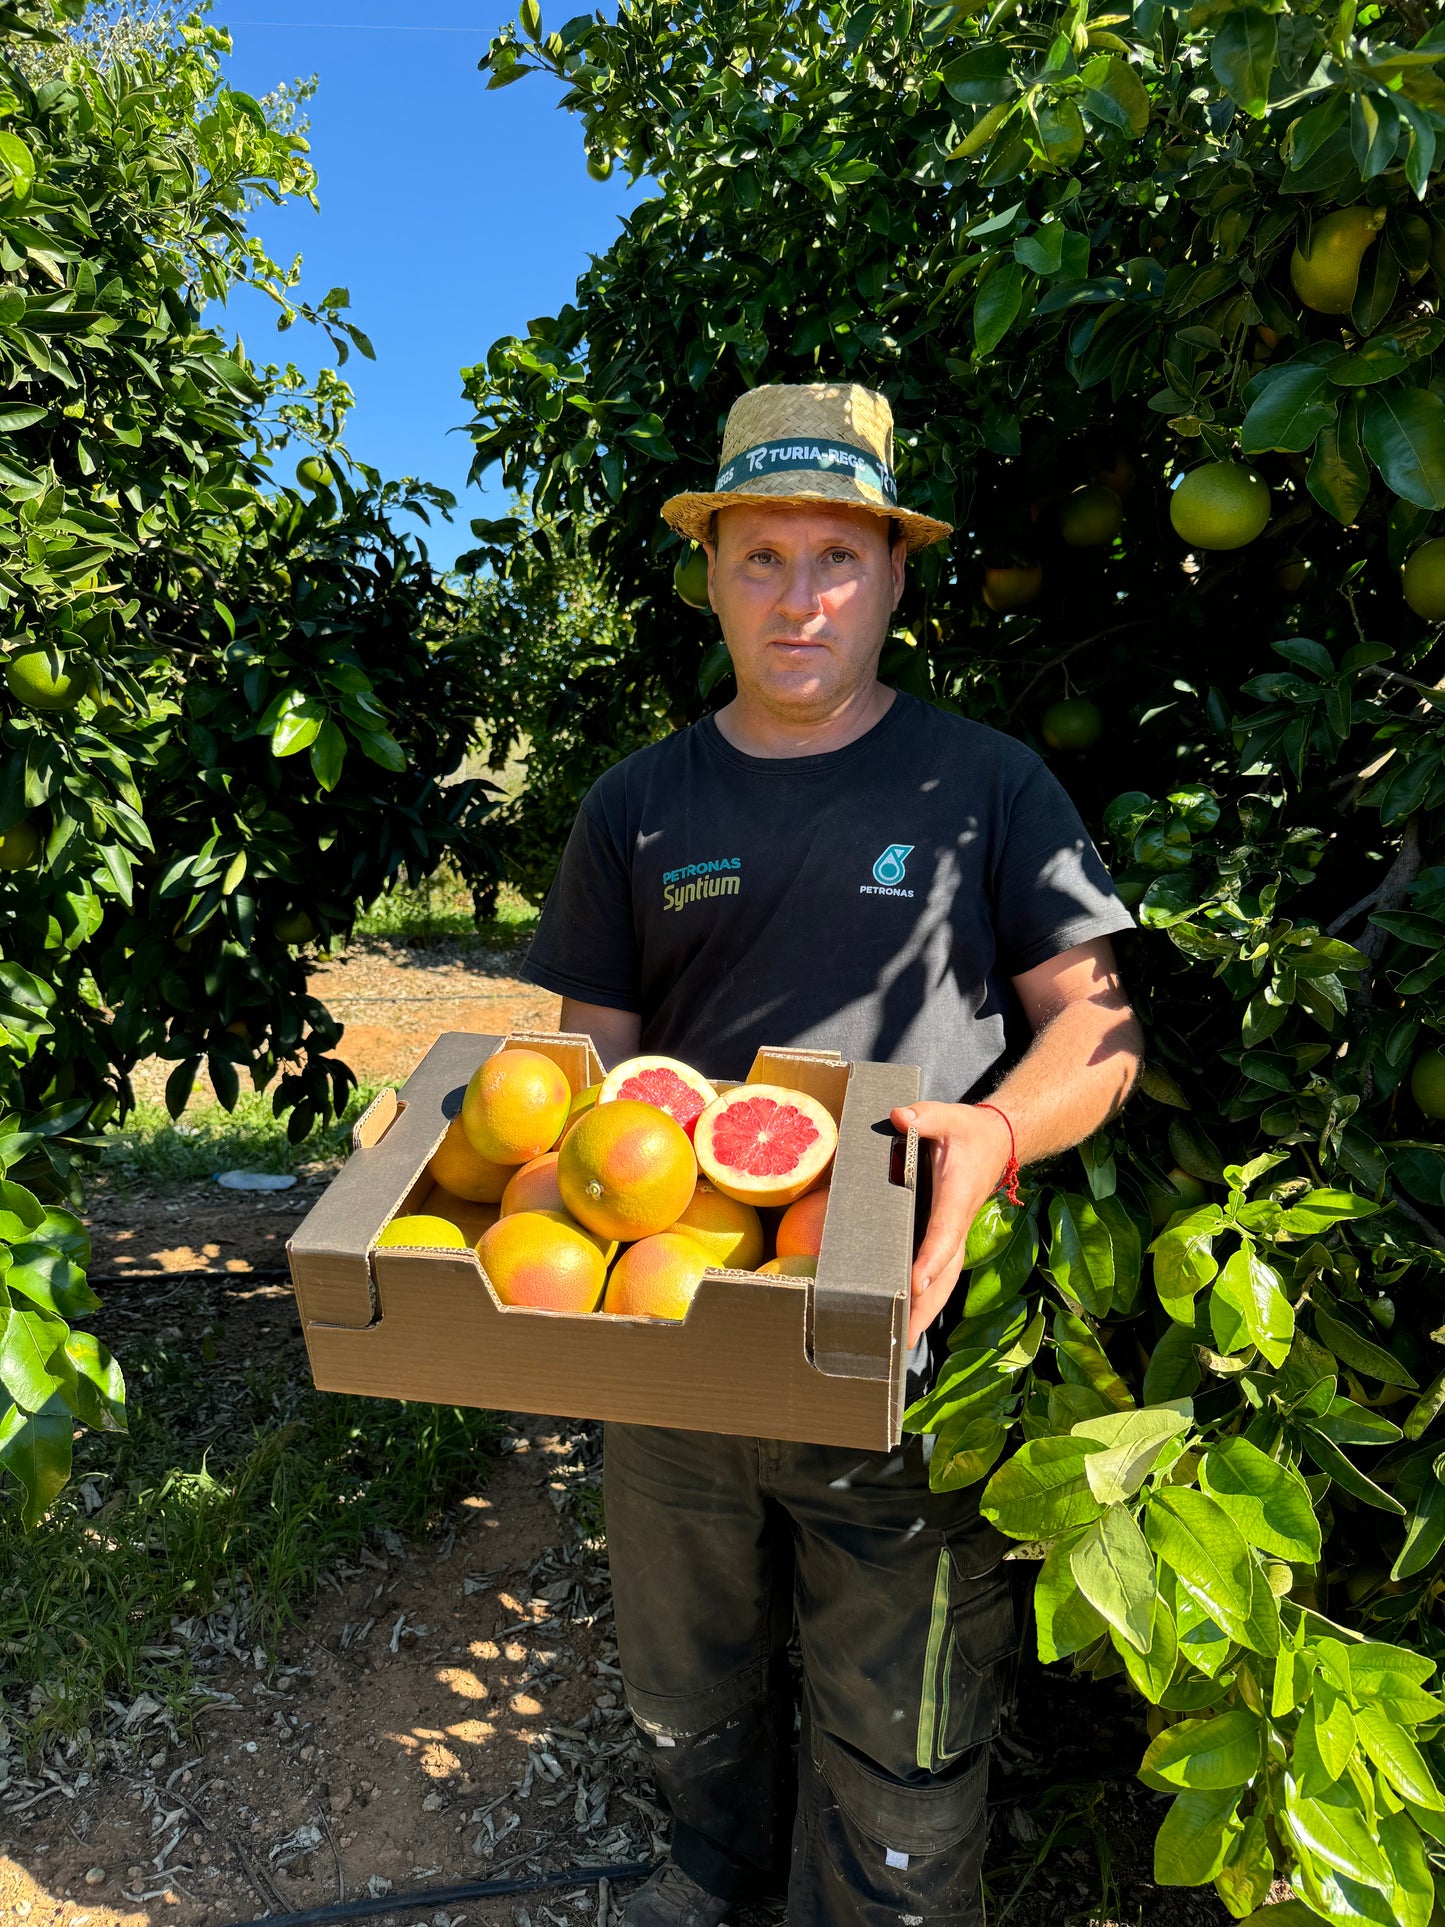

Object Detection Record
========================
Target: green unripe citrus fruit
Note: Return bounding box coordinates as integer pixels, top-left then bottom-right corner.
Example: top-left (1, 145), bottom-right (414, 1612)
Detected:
top-left (0, 819), bottom-right (41, 870)
top-left (1403, 539), bottom-right (1445, 622)
top-left (1144, 1166), bottom-right (1209, 1230)
top-left (295, 455), bottom-right (334, 492)
top-left (1410, 1048), bottom-right (1445, 1119)
top-left (274, 909), bottom-right (317, 944)
top-left (983, 564), bottom-right (1042, 612)
top-left (5, 646), bottom-right (86, 711)
top-left (673, 547), bottom-right (711, 609)
top-left (1041, 698), bottom-right (1103, 751)
top-left (1170, 464), bottom-right (1271, 551)
top-left (376, 1214), bottom-right (468, 1249)
top-left (586, 152), bottom-right (614, 182)
top-left (1289, 205), bottom-right (1386, 315)
top-left (1059, 485), bottom-right (1123, 548)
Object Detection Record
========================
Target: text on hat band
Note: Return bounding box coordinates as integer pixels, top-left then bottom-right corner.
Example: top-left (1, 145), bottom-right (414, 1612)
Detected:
top-left (714, 438), bottom-right (899, 504)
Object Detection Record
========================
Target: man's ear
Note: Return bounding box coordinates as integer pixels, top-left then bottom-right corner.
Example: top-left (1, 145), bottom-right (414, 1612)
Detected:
top-left (890, 542), bottom-right (907, 610)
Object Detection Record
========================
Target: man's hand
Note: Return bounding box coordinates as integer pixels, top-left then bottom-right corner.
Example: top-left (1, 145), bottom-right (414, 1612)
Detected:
top-left (890, 1102), bottom-right (1013, 1345)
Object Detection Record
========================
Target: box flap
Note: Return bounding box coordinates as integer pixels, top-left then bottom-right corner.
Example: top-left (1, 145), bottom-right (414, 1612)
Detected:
top-left (809, 1059), bottom-right (919, 1380)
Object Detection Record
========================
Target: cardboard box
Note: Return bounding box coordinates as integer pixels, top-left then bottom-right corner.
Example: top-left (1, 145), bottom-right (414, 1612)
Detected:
top-left (286, 1031), bottom-right (920, 1449)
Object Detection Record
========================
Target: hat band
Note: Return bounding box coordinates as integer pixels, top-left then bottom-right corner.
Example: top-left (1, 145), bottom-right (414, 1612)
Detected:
top-left (714, 438), bottom-right (898, 505)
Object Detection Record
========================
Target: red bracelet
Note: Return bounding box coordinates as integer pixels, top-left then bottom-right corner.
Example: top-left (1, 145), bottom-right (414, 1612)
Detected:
top-left (974, 1103), bottom-right (1022, 1205)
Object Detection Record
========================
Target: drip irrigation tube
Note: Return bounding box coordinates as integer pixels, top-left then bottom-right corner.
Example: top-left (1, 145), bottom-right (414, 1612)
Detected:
top-left (224, 1858), bottom-right (657, 1927)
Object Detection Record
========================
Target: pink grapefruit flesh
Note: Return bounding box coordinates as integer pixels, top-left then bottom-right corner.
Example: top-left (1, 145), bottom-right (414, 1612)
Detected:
top-left (694, 1084), bottom-right (837, 1209)
top-left (599, 1054), bottom-right (718, 1140)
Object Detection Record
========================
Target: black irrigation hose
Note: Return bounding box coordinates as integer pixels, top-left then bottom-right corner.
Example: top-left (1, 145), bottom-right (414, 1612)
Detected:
top-left (223, 1858), bottom-right (658, 1927)
top-left (89, 1266), bottom-right (293, 1287)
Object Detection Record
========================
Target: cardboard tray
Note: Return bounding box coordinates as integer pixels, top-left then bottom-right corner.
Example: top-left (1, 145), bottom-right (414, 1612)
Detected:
top-left (286, 1032), bottom-right (920, 1449)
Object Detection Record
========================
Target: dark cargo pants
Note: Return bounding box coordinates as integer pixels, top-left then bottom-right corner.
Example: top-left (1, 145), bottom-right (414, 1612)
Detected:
top-left (603, 1422), bottom-right (1016, 1927)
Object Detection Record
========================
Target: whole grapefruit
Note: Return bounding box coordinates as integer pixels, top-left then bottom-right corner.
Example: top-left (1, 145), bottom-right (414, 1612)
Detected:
top-left (776, 1187), bottom-right (829, 1261)
top-left (1403, 540), bottom-right (1445, 622)
top-left (599, 1054), bottom-right (718, 1140)
top-left (274, 909), bottom-right (316, 944)
top-left (376, 1214), bottom-right (467, 1249)
top-left (1041, 698), bottom-right (1102, 751)
top-left (296, 455), bottom-right (334, 492)
top-left (694, 1085), bottom-right (837, 1208)
top-left (461, 1048), bottom-right (572, 1165)
top-left (6, 646), bottom-right (86, 711)
top-left (669, 1179), bottom-right (764, 1271)
top-left (673, 548), bottom-right (711, 609)
top-left (603, 1232), bottom-right (712, 1320)
top-left (0, 819), bottom-right (41, 871)
top-left (757, 1255), bottom-right (817, 1278)
top-left (1059, 485), bottom-right (1122, 547)
top-left (558, 1099), bottom-right (697, 1242)
top-left (1410, 1048), bottom-right (1445, 1120)
top-left (1169, 464), bottom-right (1270, 550)
top-left (428, 1115), bottom-right (514, 1204)
top-left (560, 1082), bottom-right (602, 1144)
top-left (502, 1152), bottom-right (566, 1217)
top-left (982, 564), bottom-right (1042, 613)
top-left (478, 1210), bottom-right (607, 1312)
top-left (1143, 1166), bottom-right (1210, 1230)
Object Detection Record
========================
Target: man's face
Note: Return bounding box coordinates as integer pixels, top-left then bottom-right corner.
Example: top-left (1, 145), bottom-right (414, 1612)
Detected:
top-left (703, 501), bottom-right (906, 720)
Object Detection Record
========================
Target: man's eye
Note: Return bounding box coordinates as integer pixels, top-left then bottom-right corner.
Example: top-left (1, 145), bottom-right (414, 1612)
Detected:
top-left (826, 549), bottom-right (856, 563)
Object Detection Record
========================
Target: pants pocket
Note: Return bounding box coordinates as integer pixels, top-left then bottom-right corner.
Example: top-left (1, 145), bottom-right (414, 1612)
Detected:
top-left (918, 1552), bottom-right (1017, 1772)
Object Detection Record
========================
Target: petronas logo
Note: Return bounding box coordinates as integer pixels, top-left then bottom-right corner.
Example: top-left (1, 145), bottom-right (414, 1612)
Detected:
top-left (872, 844), bottom-right (913, 886)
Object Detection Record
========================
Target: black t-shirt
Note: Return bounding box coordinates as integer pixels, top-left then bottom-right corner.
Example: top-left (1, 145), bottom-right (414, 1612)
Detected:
top-left (522, 691), bottom-right (1133, 1101)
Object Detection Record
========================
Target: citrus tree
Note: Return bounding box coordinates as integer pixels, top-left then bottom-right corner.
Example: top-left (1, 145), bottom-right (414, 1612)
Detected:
top-left (465, 0), bottom-right (1445, 1917)
top-left (0, 0), bottom-right (497, 1524)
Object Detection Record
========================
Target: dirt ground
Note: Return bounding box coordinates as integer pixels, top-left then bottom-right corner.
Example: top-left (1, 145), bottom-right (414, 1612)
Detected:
top-left (3, 935), bottom-right (1229, 1927)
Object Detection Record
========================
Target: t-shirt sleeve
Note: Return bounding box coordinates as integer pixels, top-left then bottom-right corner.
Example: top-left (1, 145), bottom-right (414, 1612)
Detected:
top-left (993, 759), bottom-right (1135, 977)
top-left (521, 800), bottom-right (641, 1012)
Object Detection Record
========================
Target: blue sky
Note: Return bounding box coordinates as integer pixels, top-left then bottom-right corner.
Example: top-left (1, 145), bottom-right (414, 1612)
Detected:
top-left (218, 0), bottom-right (642, 567)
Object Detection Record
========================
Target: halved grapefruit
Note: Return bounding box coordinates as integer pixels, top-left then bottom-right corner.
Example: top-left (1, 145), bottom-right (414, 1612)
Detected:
top-left (694, 1085), bottom-right (837, 1209)
top-left (599, 1055), bottom-right (718, 1140)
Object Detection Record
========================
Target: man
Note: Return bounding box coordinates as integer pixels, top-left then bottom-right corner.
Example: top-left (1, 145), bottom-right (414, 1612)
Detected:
top-left (522, 383), bottom-right (1143, 1927)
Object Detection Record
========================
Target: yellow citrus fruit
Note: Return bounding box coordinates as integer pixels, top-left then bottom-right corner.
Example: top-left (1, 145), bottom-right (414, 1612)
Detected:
top-left (756, 1255), bottom-right (817, 1278)
top-left (982, 564), bottom-right (1042, 613)
top-left (296, 455), bottom-right (334, 491)
top-left (1059, 485), bottom-right (1123, 547)
top-left (478, 1210), bottom-right (606, 1312)
top-left (673, 548), bottom-right (710, 609)
top-left (376, 1214), bottom-right (467, 1249)
top-left (603, 1232), bottom-right (712, 1320)
top-left (559, 1099), bottom-right (697, 1242)
top-left (668, 1179), bottom-right (764, 1271)
top-left (428, 1115), bottom-right (514, 1203)
top-left (1170, 464), bottom-right (1271, 550)
top-left (1410, 1049), bottom-right (1445, 1120)
top-left (0, 819), bottom-right (41, 871)
top-left (776, 1187), bottom-right (829, 1261)
top-left (694, 1085), bottom-right (838, 1208)
top-left (1290, 206), bottom-right (1386, 315)
top-left (5, 646), bottom-right (86, 711)
top-left (559, 1082), bottom-right (602, 1145)
top-left (461, 1048), bottom-right (572, 1164)
top-left (1041, 698), bottom-right (1102, 751)
top-left (273, 909), bottom-right (316, 944)
top-left (1403, 539), bottom-right (1445, 622)
top-left (502, 1152), bottom-right (566, 1218)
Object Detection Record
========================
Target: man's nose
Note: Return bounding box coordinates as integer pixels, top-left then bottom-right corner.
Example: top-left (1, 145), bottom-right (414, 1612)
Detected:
top-left (774, 561), bottom-right (826, 624)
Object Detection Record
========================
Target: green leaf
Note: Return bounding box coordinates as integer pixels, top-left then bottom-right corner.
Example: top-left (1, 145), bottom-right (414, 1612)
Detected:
top-left (1281, 1770), bottom-right (1395, 1895)
top-left (1198, 1437), bottom-right (1322, 1563)
top-left (1076, 1401), bottom-right (1193, 1505)
top-left (0, 1395), bottom-right (71, 1529)
top-left (1311, 1678), bottom-right (1358, 1781)
top-left (1313, 1303), bottom-right (1416, 1388)
top-left (980, 1434), bottom-right (1107, 1538)
top-left (1214, 1807), bottom-right (1276, 1921)
top-left (1379, 1807), bottom-right (1433, 1927)
top-left (1115, 1579), bottom-right (1178, 1703)
top-left (1047, 1192), bottom-right (1116, 1315)
top-left (269, 694), bottom-right (326, 758)
top-left (1140, 1708), bottom-right (1262, 1792)
top-left (1241, 364), bottom-right (1336, 455)
top-left (1154, 1787), bottom-right (1242, 1885)
top-left (310, 719), bottom-right (346, 791)
top-left (1302, 1427), bottom-right (1406, 1514)
top-left (1403, 1368), bottom-right (1445, 1441)
top-left (1355, 1706), bottom-right (1445, 1810)
top-left (1053, 1308), bottom-right (1133, 1410)
top-left (1145, 1488), bottom-right (1255, 1633)
top-left (355, 728), bottom-right (407, 773)
top-left (1079, 54), bottom-right (1150, 138)
top-left (1144, 1321), bottom-right (1204, 1405)
top-left (5, 1248), bottom-right (99, 1321)
top-left (1070, 1504), bottom-right (1157, 1652)
top-left (0, 130), bottom-right (34, 199)
top-left (1392, 1472), bottom-right (1445, 1581)
top-left (1210, 7), bottom-right (1276, 117)
top-left (1361, 387), bottom-right (1445, 513)
top-left (0, 1305), bottom-right (68, 1410)
top-left (1034, 1529), bottom-right (1107, 1662)
top-left (1150, 1208), bottom-right (1222, 1322)
top-left (1277, 1189), bottom-right (1379, 1234)
top-left (1216, 1240), bottom-right (1294, 1367)
top-left (974, 261), bottom-right (1024, 356)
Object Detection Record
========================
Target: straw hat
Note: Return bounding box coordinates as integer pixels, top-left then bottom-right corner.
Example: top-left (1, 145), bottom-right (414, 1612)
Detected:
top-left (661, 382), bottom-right (952, 553)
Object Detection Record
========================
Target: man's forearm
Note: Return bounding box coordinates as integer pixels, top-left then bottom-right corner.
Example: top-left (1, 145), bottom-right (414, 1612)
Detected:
top-left (986, 998), bottom-right (1143, 1169)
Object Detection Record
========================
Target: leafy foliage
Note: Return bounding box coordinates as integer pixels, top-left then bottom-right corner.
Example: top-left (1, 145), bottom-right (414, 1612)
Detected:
top-left (467, 0), bottom-right (1445, 1917)
top-left (0, 0), bottom-right (497, 1518)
